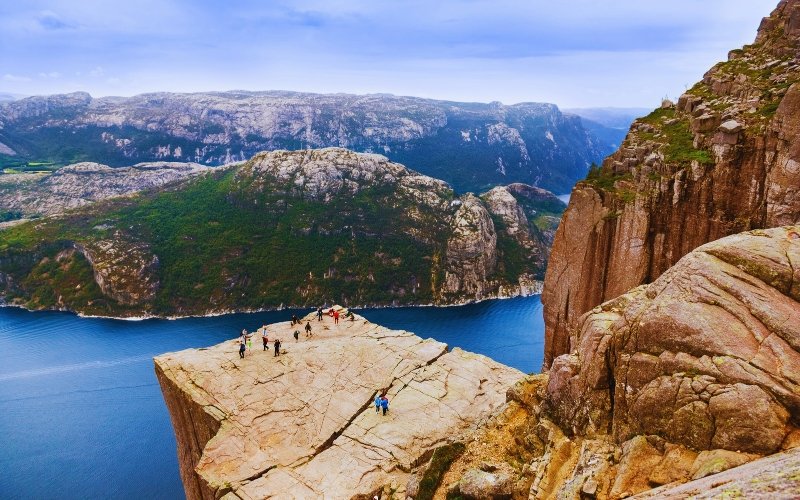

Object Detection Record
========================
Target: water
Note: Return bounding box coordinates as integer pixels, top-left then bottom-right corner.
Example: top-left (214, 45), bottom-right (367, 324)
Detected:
top-left (0, 296), bottom-right (544, 499)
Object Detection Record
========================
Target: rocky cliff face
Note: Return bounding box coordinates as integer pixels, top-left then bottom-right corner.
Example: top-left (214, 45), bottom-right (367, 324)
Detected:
top-left (0, 91), bottom-right (614, 194)
top-left (421, 226), bottom-right (800, 499)
top-left (543, 0), bottom-right (800, 367)
top-left (0, 148), bottom-right (564, 317)
top-left (154, 311), bottom-right (522, 499)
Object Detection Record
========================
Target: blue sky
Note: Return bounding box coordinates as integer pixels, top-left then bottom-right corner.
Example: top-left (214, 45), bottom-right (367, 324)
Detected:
top-left (0, 0), bottom-right (777, 107)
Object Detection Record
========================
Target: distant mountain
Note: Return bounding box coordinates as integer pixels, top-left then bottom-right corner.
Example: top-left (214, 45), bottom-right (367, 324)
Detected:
top-left (0, 148), bottom-right (565, 317)
top-left (0, 91), bottom-right (616, 194)
top-left (563, 107), bottom-right (650, 156)
top-left (563, 107), bottom-right (650, 129)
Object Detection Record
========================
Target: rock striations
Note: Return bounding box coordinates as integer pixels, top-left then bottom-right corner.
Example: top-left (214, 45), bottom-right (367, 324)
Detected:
top-left (154, 311), bottom-right (521, 499)
top-left (543, 0), bottom-right (800, 368)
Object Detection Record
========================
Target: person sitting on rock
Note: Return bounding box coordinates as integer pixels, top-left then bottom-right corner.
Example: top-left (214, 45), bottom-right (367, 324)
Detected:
top-left (274, 338), bottom-right (281, 357)
top-left (380, 395), bottom-right (389, 416)
top-left (291, 314), bottom-right (299, 325)
top-left (305, 321), bottom-right (312, 337)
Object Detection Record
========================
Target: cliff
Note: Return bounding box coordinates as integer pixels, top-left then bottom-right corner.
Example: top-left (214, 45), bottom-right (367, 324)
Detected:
top-left (154, 310), bottom-right (522, 499)
top-left (543, 0), bottom-right (800, 368)
top-left (0, 148), bottom-right (563, 317)
top-left (0, 91), bottom-right (616, 194)
top-left (422, 226), bottom-right (800, 499)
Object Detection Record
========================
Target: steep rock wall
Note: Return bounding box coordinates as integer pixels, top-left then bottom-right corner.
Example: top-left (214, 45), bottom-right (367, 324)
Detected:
top-left (543, 0), bottom-right (800, 368)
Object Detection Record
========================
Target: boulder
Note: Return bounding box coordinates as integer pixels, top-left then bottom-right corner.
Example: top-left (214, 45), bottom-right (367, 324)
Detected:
top-left (458, 468), bottom-right (514, 499)
top-left (545, 227), bottom-right (800, 455)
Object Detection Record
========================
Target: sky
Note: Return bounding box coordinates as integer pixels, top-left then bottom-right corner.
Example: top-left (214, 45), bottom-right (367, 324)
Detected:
top-left (0, 0), bottom-right (779, 108)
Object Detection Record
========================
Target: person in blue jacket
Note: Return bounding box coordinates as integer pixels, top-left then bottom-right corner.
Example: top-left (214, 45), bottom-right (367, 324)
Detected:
top-left (380, 395), bottom-right (389, 416)
top-left (374, 394), bottom-right (382, 413)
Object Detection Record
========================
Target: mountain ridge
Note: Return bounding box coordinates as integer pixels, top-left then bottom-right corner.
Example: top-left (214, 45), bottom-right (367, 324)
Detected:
top-left (0, 90), bottom-right (623, 194)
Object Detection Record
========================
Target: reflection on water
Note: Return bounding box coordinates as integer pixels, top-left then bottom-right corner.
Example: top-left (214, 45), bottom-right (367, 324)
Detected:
top-left (0, 296), bottom-right (544, 499)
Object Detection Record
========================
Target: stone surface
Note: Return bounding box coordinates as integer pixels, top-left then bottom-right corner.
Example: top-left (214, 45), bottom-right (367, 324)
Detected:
top-left (545, 227), bottom-right (800, 455)
top-left (0, 161), bottom-right (212, 217)
top-left (542, 0), bottom-right (800, 368)
top-left (457, 468), bottom-right (514, 499)
top-left (154, 310), bottom-right (522, 499)
top-left (632, 446), bottom-right (800, 499)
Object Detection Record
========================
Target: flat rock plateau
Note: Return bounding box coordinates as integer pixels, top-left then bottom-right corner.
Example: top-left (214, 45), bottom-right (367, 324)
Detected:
top-left (154, 310), bottom-right (522, 499)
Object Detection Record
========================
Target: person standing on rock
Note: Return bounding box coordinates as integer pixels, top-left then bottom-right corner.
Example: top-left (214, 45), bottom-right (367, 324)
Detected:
top-left (239, 335), bottom-right (246, 359)
top-left (380, 395), bottom-right (389, 416)
top-left (334, 309), bottom-right (340, 325)
top-left (247, 333), bottom-right (253, 352)
top-left (262, 327), bottom-right (269, 351)
top-left (274, 338), bottom-right (281, 357)
top-left (317, 307), bottom-right (323, 321)
top-left (305, 321), bottom-right (312, 337)
top-left (374, 394), bottom-right (381, 414)
top-left (293, 330), bottom-right (299, 342)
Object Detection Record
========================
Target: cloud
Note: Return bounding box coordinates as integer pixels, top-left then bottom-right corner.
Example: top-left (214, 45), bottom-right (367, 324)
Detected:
top-left (89, 66), bottom-right (104, 77)
top-left (3, 74), bottom-right (31, 82)
top-left (38, 71), bottom-right (62, 79)
top-left (36, 10), bottom-right (75, 31)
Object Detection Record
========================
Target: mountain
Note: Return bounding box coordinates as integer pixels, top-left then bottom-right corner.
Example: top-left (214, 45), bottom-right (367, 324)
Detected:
top-left (0, 91), bottom-right (615, 194)
top-left (0, 148), bottom-right (565, 317)
top-left (543, 0), bottom-right (800, 367)
top-left (564, 107), bottom-right (650, 156)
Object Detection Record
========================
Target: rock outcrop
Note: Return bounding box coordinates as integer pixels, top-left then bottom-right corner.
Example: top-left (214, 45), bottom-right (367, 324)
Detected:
top-left (0, 148), bottom-right (563, 317)
top-left (543, 0), bottom-right (800, 368)
top-left (154, 311), bottom-right (521, 499)
top-left (545, 226), bottom-right (800, 457)
top-left (0, 161), bottom-right (212, 217)
top-left (0, 91), bottom-right (615, 194)
top-left (421, 225), bottom-right (800, 499)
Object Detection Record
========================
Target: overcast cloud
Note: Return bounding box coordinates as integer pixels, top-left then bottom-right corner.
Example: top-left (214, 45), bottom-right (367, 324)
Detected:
top-left (0, 0), bottom-right (778, 107)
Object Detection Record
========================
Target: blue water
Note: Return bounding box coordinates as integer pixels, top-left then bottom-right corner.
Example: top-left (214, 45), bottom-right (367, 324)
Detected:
top-left (0, 296), bottom-right (544, 499)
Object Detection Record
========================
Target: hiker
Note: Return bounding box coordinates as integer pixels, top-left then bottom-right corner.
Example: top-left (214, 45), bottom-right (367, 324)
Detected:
top-left (380, 395), bottom-right (389, 416)
top-left (274, 338), bottom-right (281, 357)
top-left (291, 314), bottom-right (299, 326)
top-left (345, 310), bottom-right (354, 321)
top-left (305, 321), bottom-right (312, 337)
top-left (247, 333), bottom-right (253, 352)
top-left (293, 330), bottom-right (299, 342)
top-left (239, 335), bottom-right (246, 359)
top-left (374, 394), bottom-right (381, 414)
top-left (262, 327), bottom-right (269, 351)
top-left (317, 307), bottom-right (323, 321)
top-left (333, 309), bottom-right (340, 325)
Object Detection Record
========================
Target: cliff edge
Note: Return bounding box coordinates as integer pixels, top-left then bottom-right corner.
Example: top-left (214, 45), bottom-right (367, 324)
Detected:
top-left (543, 0), bottom-right (800, 368)
top-left (154, 311), bottom-right (522, 499)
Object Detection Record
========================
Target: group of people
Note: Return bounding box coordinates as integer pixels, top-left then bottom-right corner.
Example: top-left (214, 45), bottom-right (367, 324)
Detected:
top-left (374, 394), bottom-right (390, 415)
top-left (238, 327), bottom-right (281, 358)
top-left (237, 307), bottom-right (355, 359)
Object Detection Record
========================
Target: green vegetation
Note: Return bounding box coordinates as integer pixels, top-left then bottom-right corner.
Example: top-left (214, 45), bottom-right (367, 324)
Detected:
top-left (584, 164), bottom-right (633, 191)
top-left (416, 442), bottom-right (466, 500)
top-left (0, 160), bottom-right (557, 316)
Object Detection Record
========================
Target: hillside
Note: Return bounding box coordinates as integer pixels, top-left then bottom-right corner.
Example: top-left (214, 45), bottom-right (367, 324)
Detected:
top-left (543, 0), bottom-right (800, 367)
top-left (0, 148), bottom-right (564, 317)
top-left (0, 91), bottom-right (616, 194)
